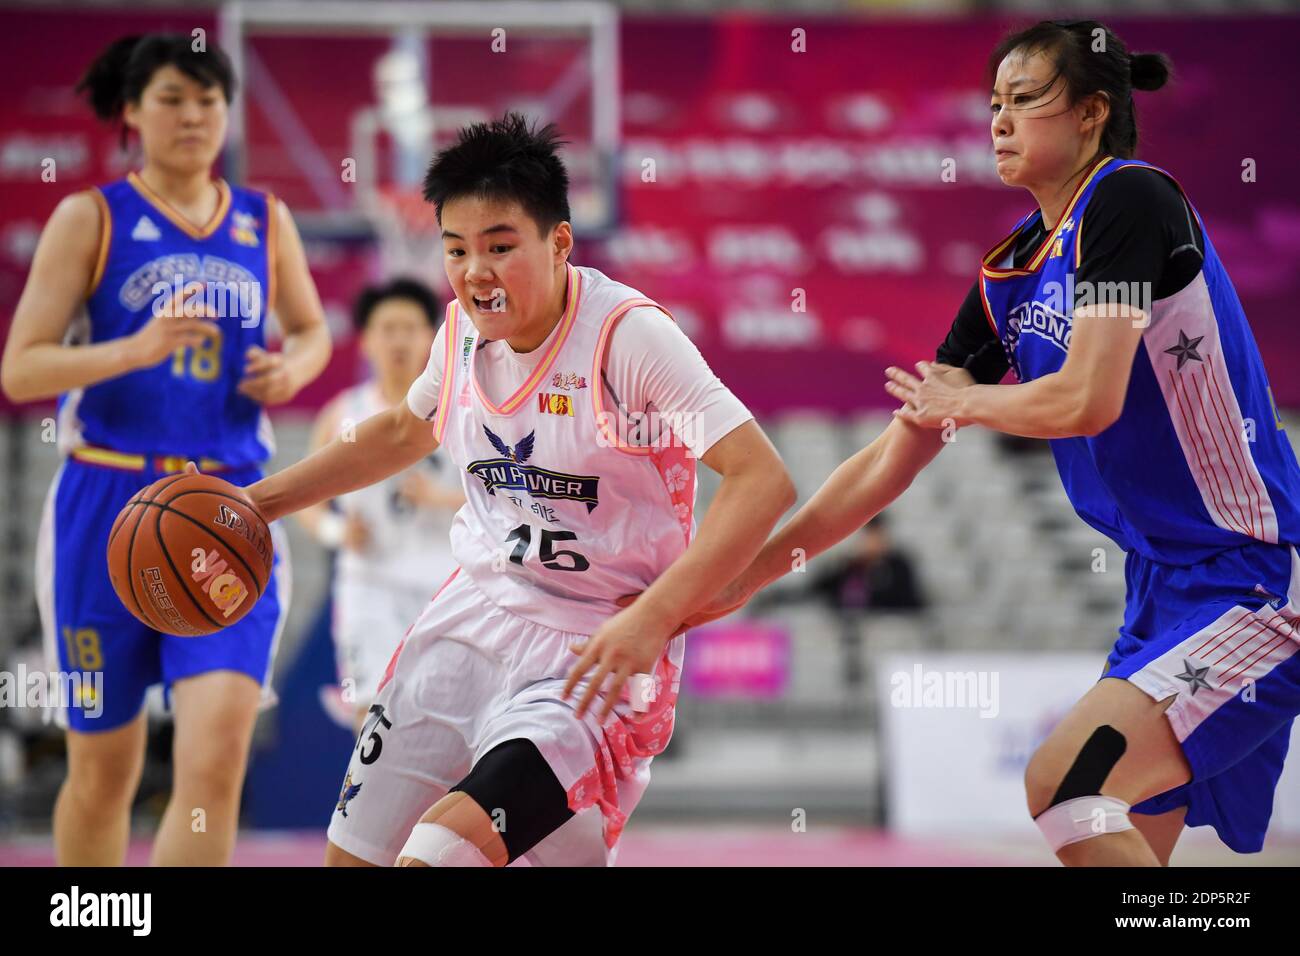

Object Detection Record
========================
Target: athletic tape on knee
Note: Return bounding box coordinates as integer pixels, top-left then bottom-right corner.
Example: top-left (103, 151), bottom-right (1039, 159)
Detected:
top-left (1035, 794), bottom-right (1134, 851)
top-left (1048, 725), bottom-right (1127, 806)
top-left (397, 823), bottom-right (491, 867)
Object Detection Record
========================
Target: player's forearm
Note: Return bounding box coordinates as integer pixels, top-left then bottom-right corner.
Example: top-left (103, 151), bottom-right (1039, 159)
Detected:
top-left (632, 466), bottom-right (795, 629)
top-left (248, 407), bottom-right (433, 523)
top-left (1, 338), bottom-right (141, 403)
top-left (741, 426), bottom-right (936, 597)
top-left (955, 372), bottom-right (1110, 438)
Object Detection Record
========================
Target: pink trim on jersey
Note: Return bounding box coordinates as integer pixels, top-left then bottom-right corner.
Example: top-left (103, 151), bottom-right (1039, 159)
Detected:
top-left (375, 567), bottom-right (461, 695)
top-left (587, 297), bottom-right (696, 543)
top-left (564, 651), bottom-right (681, 848)
top-left (470, 263), bottom-right (583, 417)
top-left (431, 303), bottom-right (459, 444)
top-left (589, 297), bottom-right (671, 456)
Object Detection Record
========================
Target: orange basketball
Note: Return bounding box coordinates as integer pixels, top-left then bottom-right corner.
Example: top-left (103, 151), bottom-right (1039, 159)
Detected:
top-left (106, 473), bottom-right (274, 637)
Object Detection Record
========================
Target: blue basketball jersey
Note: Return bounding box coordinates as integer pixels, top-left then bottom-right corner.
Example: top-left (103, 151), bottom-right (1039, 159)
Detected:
top-left (58, 172), bottom-right (278, 466)
top-left (980, 156), bottom-right (1300, 565)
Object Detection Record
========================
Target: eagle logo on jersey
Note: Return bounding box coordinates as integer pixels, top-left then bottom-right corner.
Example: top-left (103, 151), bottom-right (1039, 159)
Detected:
top-left (467, 426), bottom-right (600, 512)
top-left (336, 772), bottom-right (362, 816)
top-left (485, 427), bottom-right (535, 463)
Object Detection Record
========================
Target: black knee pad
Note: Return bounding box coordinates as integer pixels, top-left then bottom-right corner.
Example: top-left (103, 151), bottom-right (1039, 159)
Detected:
top-left (449, 738), bottom-right (574, 863)
top-left (1041, 724), bottom-right (1128, 813)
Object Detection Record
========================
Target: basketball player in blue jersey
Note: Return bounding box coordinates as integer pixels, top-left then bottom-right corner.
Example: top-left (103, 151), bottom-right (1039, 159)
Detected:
top-left (1, 35), bottom-right (331, 865)
top-left (593, 20), bottom-right (1300, 866)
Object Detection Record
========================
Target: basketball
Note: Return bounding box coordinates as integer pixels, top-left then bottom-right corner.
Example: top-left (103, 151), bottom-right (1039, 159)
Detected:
top-left (106, 472), bottom-right (274, 637)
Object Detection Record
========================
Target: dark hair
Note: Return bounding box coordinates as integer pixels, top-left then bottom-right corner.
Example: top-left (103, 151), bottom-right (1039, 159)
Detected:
top-left (77, 34), bottom-right (237, 145)
top-left (422, 112), bottom-right (571, 235)
top-left (988, 20), bottom-right (1171, 159)
top-left (352, 277), bottom-right (442, 332)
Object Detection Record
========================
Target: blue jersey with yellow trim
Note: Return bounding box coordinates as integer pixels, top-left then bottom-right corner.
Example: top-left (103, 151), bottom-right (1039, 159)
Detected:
top-left (980, 156), bottom-right (1300, 565)
top-left (59, 173), bottom-right (277, 467)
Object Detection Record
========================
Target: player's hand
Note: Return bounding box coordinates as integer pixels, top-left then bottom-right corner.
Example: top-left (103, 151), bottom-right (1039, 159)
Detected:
top-left (885, 361), bottom-right (976, 429)
top-left (237, 346), bottom-right (299, 405)
top-left (129, 281), bottom-right (221, 369)
top-left (563, 603), bottom-right (677, 722)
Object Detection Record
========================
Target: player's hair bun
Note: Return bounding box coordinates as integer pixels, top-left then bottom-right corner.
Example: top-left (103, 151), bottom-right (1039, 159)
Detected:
top-left (1129, 52), bottom-right (1172, 92)
top-left (77, 35), bottom-right (142, 120)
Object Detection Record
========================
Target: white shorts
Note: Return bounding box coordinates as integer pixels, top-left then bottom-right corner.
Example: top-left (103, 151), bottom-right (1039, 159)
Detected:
top-left (332, 576), bottom-right (433, 703)
top-left (325, 568), bottom-right (683, 867)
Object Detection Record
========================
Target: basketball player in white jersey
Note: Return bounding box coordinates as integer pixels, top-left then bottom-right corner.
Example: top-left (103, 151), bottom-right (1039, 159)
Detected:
top-left (239, 113), bottom-right (795, 866)
top-left (298, 278), bottom-right (464, 732)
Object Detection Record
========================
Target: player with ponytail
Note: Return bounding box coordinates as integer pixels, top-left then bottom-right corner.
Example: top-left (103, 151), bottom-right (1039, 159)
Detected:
top-left (1, 34), bottom-right (331, 866)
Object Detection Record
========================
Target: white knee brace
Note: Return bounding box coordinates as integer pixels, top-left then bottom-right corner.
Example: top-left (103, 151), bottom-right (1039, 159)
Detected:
top-left (396, 823), bottom-right (491, 867)
top-left (1035, 795), bottom-right (1134, 851)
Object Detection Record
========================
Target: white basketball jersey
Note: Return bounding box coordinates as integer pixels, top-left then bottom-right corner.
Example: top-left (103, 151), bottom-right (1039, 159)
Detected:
top-left (336, 382), bottom-right (458, 591)
top-left (432, 263), bottom-right (698, 635)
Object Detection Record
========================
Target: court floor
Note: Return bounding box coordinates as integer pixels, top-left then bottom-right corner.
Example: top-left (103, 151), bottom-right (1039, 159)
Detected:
top-left (2, 825), bottom-right (1297, 866)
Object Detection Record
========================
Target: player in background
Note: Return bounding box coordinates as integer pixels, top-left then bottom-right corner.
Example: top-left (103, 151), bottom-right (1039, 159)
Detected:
top-left (588, 19), bottom-right (1300, 866)
top-left (0, 35), bottom-right (331, 865)
top-left (241, 113), bottom-right (795, 867)
top-left (297, 278), bottom-right (464, 732)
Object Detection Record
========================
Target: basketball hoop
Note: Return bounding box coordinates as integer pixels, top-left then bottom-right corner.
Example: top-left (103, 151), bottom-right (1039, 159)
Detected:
top-left (368, 185), bottom-right (442, 279)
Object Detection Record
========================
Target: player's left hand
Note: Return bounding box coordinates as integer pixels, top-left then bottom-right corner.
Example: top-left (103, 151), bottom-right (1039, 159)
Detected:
top-left (563, 604), bottom-right (674, 722)
top-left (885, 361), bottom-right (975, 429)
top-left (237, 346), bottom-right (299, 405)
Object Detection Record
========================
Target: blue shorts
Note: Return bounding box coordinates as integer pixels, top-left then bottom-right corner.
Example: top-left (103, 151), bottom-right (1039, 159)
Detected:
top-left (37, 457), bottom-right (289, 733)
top-left (1105, 542), bottom-right (1300, 852)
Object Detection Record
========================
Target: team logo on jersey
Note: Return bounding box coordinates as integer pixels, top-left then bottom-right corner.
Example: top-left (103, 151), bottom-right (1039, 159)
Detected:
top-left (336, 772), bottom-right (362, 816)
top-left (551, 371), bottom-right (588, 391)
top-left (1005, 297), bottom-right (1071, 359)
top-left (1048, 237), bottom-right (1065, 259)
top-left (537, 393), bottom-right (576, 417)
top-left (229, 211), bottom-right (261, 247)
top-left (1060, 217), bottom-right (1074, 233)
top-left (119, 254), bottom-right (260, 314)
top-left (131, 215), bottom-right (161, 241)
top-left (467, 426), bottom-right (600, 511)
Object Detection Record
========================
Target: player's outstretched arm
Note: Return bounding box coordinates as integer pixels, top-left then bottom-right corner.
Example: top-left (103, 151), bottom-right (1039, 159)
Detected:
top-left (246, 400), bottom-right (437, 524)
top-left (685, 412), bottom-right (952, 632)
top-left (886, 304), bottom-right (1145, 439)
top-left (565, 419), bottom-right (796, 718)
